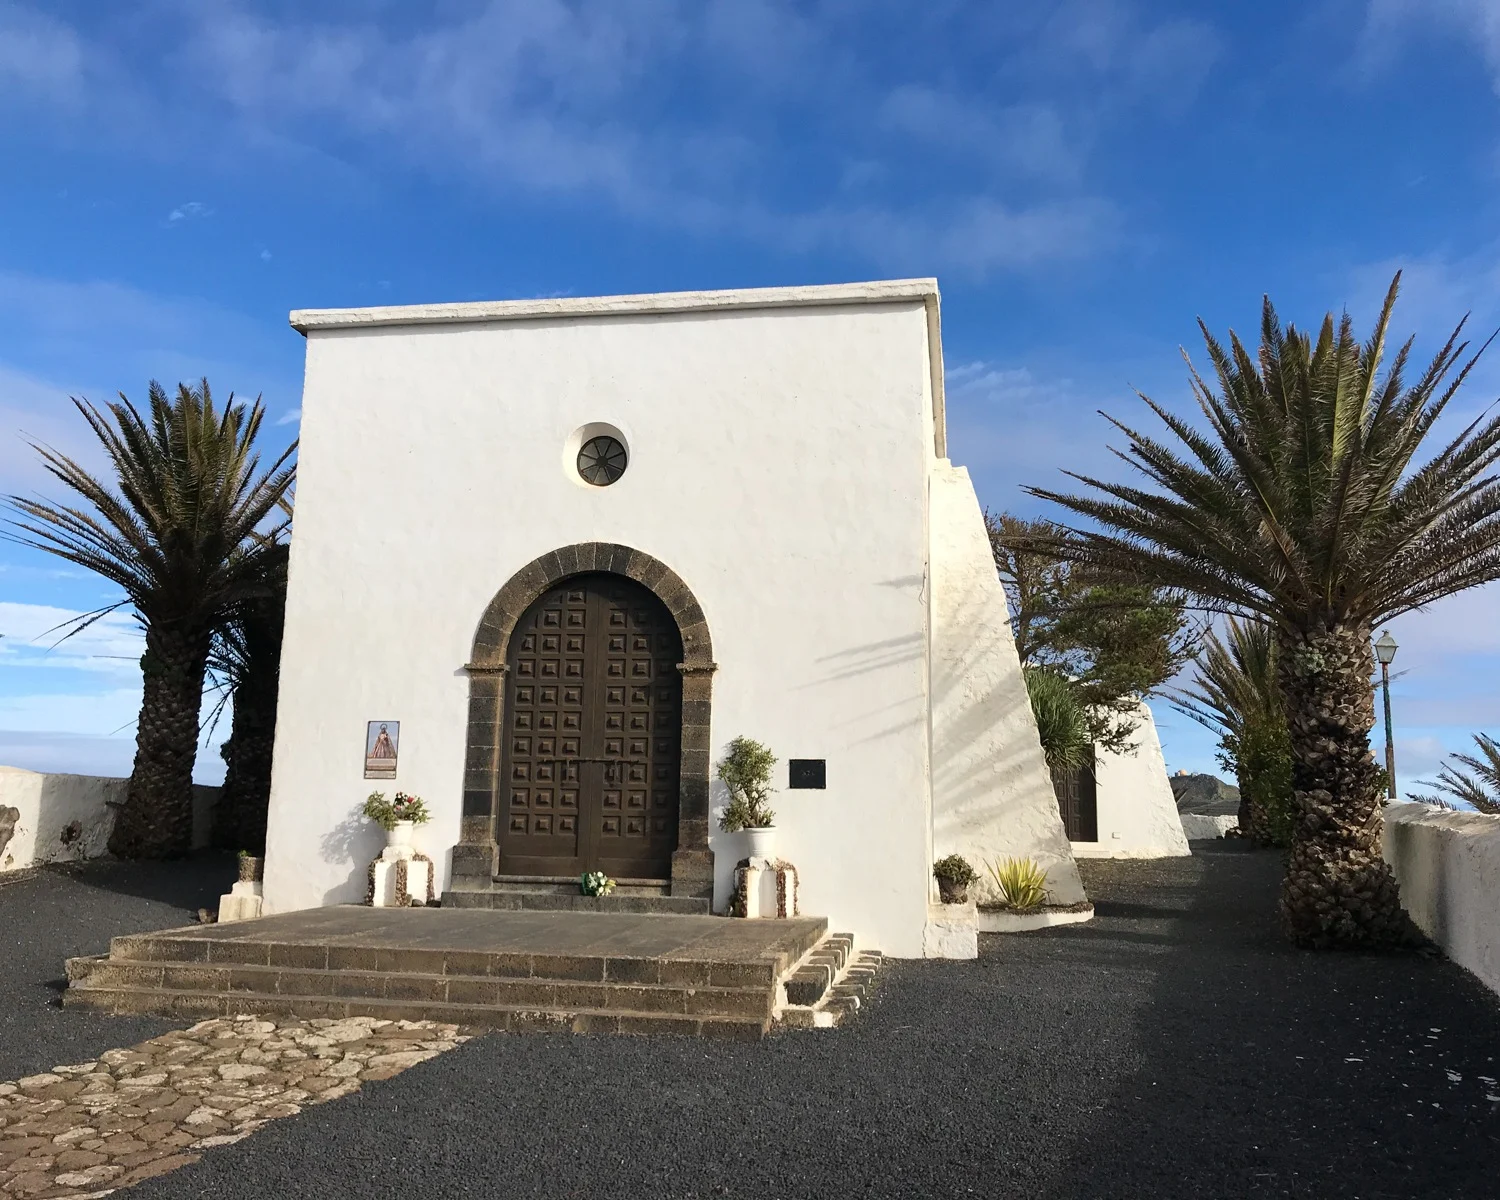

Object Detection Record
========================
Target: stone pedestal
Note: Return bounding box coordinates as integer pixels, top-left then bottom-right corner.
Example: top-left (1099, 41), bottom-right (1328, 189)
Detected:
top-left (730, 857), bottom-right (799, 919)
top-left (366, 844), bottom-right (435, 908)
top-left (922, 900), bottom-right (978, 959)
top-left (218, 880), bottom-right (263, 923)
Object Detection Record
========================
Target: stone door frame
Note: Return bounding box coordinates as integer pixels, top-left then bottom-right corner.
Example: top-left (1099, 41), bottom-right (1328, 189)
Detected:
top-left (451, 543), bottom-right (716, 898)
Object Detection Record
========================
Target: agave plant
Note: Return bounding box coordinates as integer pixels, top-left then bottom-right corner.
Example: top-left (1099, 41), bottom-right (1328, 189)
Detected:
top-left (987, 857), bottom-right (1049, 911)
top-left (1409, 734), bottom-right (1500, 815)
top-left (6, 381), bottom-right (295, 858)
top-left (1029, 275), bottom-right (1500, 947)
top-left (1170, 618), bottom-right (1294, 846)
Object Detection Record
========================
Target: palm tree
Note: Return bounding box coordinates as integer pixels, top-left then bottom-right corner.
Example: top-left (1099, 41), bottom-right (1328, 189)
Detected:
top-left (1028, 275), bottom-right (1500, 947)
top-left (1409, 735), bottom-right (1500, 815)
top-left (1170, 618), bottom-right (1294, 845)
top-left (6, 380), bottom-right (295, 857)
top-left (210, 541), bottom-right (289, 856)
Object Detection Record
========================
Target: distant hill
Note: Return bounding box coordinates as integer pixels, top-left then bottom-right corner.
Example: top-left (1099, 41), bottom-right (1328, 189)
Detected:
top-left (1171, 773), bottom-right (1240, 816)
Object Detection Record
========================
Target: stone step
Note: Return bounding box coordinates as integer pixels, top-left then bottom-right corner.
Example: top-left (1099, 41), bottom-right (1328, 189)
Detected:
top-left (488, 875), bottom-right (673, 897)
top-left (67, 959), bottom-right (772, 1020)
top-left (95, 930), bottom-right (779, 989)
top-left (782, 932), bottom-right (855, 1006)
top-left (778, 949), bottom-right (884, 1030)
top-left (61, 986), bottom-right (769, 1040)
top-left (442, 887), bottom-right (710, 915)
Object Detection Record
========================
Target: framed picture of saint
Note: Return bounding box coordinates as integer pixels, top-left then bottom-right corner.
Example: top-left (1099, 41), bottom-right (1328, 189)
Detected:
top-left (365, 721), bottom-right (399, 779)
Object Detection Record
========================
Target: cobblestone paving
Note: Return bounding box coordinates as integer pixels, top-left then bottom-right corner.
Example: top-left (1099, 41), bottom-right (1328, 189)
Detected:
top-left (0, 1015), bottom-right (469, 1198)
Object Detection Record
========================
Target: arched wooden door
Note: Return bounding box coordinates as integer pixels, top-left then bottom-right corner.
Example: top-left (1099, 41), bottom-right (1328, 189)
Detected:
top-left (498, 573), bottom-right (683, 880)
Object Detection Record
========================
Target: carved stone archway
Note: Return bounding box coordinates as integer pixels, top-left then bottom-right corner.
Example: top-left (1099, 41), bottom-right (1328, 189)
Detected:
top-left (450, 543), bottom-right (716, 898)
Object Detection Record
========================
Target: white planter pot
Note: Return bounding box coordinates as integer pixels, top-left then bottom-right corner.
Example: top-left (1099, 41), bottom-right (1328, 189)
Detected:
top-left (386, 820), bottom-right (415, 850)
top-left (744, 826), bottom-right (777, 861)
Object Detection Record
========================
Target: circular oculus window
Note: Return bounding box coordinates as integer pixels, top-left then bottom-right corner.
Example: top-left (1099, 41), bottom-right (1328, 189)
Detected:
top-left (576, 434), bottom-right (628, 486)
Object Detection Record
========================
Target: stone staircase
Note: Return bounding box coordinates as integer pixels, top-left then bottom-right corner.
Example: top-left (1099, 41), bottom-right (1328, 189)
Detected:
top-left (442, 875), bottom-right (709, 915)
top-left (777, 932), bottom-right (884, 1029)
top-left (61, 907), bottom-right (824, 1040)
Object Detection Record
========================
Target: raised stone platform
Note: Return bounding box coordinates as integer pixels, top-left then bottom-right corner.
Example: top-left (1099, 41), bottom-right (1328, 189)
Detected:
top-left (64, 907), bottom-right (827, 1040)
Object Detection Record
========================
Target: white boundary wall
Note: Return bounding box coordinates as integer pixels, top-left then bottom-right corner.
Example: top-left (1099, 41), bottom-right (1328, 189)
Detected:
top-left (1180, 813), bottom-right (1238, 840)
top-left (0, 765), bottom-right (217, 872)
top-left (1072, 701), bottom-right (1191, 859)
top-left (1383, 801), bottom-right (1500, 998)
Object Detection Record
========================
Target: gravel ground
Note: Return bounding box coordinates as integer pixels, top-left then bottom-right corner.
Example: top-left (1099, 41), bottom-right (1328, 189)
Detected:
top-left (9, 844), bottom-right (1500, 1199)
top-left (0, 855), bottom-right (234, 1082)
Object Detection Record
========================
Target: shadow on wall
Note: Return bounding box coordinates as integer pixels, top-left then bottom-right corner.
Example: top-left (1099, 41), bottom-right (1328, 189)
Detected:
top-left (320, 804), bottom-right (386, 904)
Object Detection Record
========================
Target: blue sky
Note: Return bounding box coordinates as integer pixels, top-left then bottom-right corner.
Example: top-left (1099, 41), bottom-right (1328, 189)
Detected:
top-left (1, 0), bottom-right (1498, 790)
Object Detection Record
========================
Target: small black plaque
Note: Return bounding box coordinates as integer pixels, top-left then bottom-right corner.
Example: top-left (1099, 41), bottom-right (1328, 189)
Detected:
top-left (789, 759), bottom-right (826, 789)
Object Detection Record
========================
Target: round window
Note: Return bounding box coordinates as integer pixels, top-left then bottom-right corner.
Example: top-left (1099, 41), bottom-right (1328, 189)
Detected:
top-left (576, 435), bottom-right (628, 487)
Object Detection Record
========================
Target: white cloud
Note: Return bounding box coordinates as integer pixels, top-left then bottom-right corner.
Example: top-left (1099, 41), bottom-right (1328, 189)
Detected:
top-left (0, 2), bottom-right (84, 101)
top-left (879, 87), bottom-right (1083, 182)
top-left (259, 248), bottom-right (272, 261)
top-left (276, 407), bottom-right (300, 426)
top-left (167, 200), bottom-right (211, 222)
top-left (1361, 0), bottom-right (1500, 92)
top-left (0, 602), bottom-right (142, 676)
top-left (0, 1), bottom-right (1223, 277)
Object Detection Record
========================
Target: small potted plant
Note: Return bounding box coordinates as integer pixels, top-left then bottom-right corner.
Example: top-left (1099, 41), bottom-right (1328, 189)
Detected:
top-left (933, 854), bottom-right (978, 904)
top-left (580, 871), bottom-right (616, 897)
top-left (716, 735), bottom-right (778, 859)
top-left (363, 791), bottom-right (431, 850)
top-left (236, 849), bottom-right (264, 883)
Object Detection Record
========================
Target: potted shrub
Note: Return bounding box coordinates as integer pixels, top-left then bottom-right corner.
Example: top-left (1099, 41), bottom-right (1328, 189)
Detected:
top-left (362, 791), bottom-right (431, 850)
top-left (932, 854), bottom-right (978, 904)
top-left (716, 735), bottom-right (778, 859)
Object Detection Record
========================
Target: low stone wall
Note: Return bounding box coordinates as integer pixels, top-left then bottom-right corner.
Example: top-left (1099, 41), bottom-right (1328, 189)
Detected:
top-left (1180, 814), bottom-right (1239, 840)
top-left (1383, 801), bottom-right (1500, 998)
top-left (0, 766), bottom-right (217, 873)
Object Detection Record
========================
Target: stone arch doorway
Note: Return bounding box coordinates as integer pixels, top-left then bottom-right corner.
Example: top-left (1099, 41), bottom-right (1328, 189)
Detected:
top-left (451, 543), bottom-right (715, 899)
top-left (499, 573), bottom-right (683, 879)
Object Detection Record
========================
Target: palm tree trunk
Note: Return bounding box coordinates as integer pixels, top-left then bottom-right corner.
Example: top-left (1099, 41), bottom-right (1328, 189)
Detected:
top-left (214, 673), bottom-right (278, 856)
top-left (1276, 622), bottom-right (1413, 947)
top-left (108, 624), bottom-right (210, 858)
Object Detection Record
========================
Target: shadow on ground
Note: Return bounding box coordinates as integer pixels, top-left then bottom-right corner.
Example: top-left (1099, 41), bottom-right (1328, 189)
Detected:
top-left (107, 841), bottom-right (1500, 1200)
top-left (7, 845), bottom-right (1498, 1198)
top-left (0, 854), bottom-right (235, 1080)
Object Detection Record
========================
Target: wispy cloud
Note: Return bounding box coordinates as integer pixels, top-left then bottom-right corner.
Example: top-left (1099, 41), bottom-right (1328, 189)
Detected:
top-left (0, 0), bottom-right (1222, 277)
top-left (167, 200), bottom-right (211, 222)
top-left (0, 2), bottom-right (84, 101)
top-left (1359, 0), bottom-right (1500, 93)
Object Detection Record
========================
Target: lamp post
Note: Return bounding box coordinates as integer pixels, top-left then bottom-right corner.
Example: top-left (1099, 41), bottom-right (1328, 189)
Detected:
top-left (1374, 630), bottom-right (1398, 800)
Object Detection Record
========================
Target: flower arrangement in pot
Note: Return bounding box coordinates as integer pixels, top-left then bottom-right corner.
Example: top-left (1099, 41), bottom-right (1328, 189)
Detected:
top-left (363, 791), bottom-right (431, 849)
top-left (932, 854), bottom-right (978, 905)
top-left (716, 735), bottom-right (778, 859)
top-left (580, 871), bottom-right (616, 897)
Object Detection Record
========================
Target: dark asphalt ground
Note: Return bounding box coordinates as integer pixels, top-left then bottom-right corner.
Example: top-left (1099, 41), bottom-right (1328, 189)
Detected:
top-left (6, 843), bottom-right (1499, 1199)
top-left (0, 853), bottom-right (234, 1081)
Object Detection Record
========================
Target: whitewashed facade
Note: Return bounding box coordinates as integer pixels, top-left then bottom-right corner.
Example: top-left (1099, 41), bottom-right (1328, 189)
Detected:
top-left (262, 280), bottom-right (1085, 957)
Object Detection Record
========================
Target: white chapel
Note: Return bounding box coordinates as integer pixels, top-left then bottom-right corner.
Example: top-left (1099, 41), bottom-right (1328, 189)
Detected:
top-left (261, 279), bottom-right (1086, 958)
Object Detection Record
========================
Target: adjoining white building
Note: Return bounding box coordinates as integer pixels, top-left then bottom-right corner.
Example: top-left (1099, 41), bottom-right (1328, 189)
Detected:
top-left (1055, 700), bottom-right (1191, 859)
top-left (261, 279), bottom-right (1086, 958)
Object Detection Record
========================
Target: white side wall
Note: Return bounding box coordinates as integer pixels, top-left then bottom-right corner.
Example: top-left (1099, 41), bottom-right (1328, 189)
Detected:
top-left (927, 463), bottom-right (1086, 906)
top-left (1180, 814), bottom-right (1238, 840)
top-left (1384, 801), bottom-right (1500, 999)
top-left (0, 766), bottom-right (217, 871)
top-left (264, 300), bottom-right (939, 956)
top-left (1072, 701), bottom-right (1190, 859)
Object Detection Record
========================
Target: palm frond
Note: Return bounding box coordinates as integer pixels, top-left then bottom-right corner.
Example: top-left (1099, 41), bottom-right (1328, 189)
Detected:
top-left (1027, 273), bottom-right (1500, 627)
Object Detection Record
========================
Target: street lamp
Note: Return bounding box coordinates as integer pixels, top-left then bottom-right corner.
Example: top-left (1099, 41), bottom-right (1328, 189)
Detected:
top-left (1374, 630), bottom-right (1398, 800)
